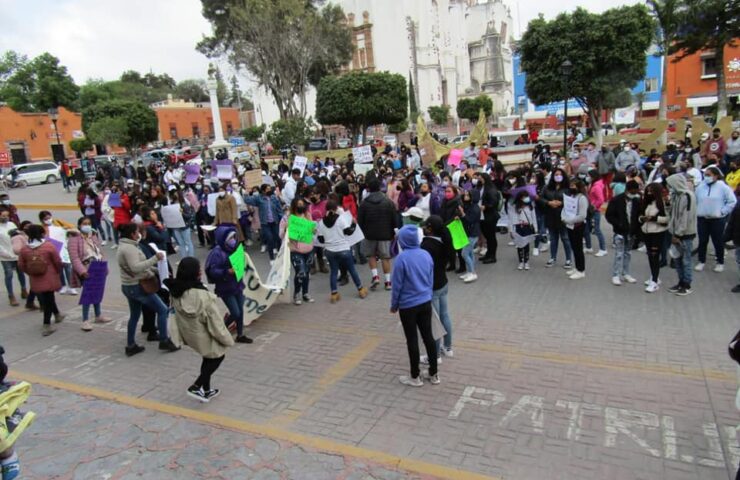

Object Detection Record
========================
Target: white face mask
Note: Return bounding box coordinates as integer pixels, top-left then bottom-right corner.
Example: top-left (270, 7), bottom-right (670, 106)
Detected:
top-left (80, 225), bottom-right (92, 234)
top-left (624, 146), bottom-right (631, 152)
top-left (219, 192), bottom-right (226, 198)
top-left (1, 200), bottom-right (10, 206)
top-left (44, 219), bottom-right (52, 226)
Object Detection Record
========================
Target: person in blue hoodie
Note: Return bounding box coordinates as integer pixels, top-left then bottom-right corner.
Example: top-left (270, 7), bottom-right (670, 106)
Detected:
top-left (205, 225), bottom-right (253, 344)
top-left (694, 165), bottom-right (737, 273)
top-left (391, 224), bottom-right (438, 387)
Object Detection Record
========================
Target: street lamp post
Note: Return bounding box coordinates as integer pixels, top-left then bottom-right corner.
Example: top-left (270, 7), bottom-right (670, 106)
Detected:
top-left (560, 60), bottom-right (573, 157)
top-left (48, 107), bottom-right (62, 162)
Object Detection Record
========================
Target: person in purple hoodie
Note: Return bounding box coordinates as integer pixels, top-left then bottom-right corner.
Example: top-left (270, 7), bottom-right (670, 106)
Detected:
top-left (391, 224), bottom-right (438, 387)
top-left (205, 225), bottom-right (253, 344)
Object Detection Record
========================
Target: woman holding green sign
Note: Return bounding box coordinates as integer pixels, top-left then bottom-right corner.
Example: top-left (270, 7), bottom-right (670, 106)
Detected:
top-left (280, 198), bottom-right (315, 305)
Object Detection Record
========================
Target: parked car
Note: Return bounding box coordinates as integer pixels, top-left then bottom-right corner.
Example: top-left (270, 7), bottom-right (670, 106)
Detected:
top-left (337, 138), bottom-right (352, 149)
top-left (6, 161), bottom-right (60, 187)
top-left (138, 149), bottom-right (173, 166)
top-left (450, 135), bottom-right (470, 144)
top-left (382, 135), bottom-right (397, 148)
top-left (538, 129), bottom-right (561, 138)
top-left (306, 138), bottom-right (329, 151)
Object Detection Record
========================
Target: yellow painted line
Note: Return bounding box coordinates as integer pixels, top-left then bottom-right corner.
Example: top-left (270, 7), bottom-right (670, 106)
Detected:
top-left (270, 335), bottom-right (382, 428)
top-left (14, 371), bottom-right (497, 480)
top-left (0, 307), bottom-right (35, 320)
top-left (15, 203), bottom-right (79, 210)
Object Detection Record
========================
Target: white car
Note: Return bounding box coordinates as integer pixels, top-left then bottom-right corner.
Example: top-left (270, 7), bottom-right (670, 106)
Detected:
top-left (450, 135), bottom-right (470, 144)
top-left (7, 161), bottom-right (61, 186)
top-left (539, 129), bottom-right (561, 138)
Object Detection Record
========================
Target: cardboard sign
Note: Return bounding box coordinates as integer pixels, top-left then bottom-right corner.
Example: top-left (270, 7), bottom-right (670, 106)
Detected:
top-left (79, 261), bottom-right (108, 306)
top-left (563, 194), bottom-right (578, 218)
top-left (107, 193), bottom-right (122, 208)
top-left (446, 218), bottom-right (469, 250)
top-left (244, 169), bottom-right (263, 188)
top-left (229, 243), bottom-right (246, 282)
top-left (352, 145), bottom-right (374, 164)
top-left (287, 215), bottom-right (316, 244)
top-left (293, 156), bottom-right (308, 175)
top-left (447, 149), bottom-right (463, 167)
top-left (161, 204), bottom-right (186, 229)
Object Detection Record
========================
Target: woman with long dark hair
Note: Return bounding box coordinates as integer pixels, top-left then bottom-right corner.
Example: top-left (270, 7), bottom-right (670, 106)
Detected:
top-left (562, 179), bottom-right (589, 280)
top-left (639, 183), bottom-right (670, 293)
top-left (477, 172), bottom-right (499, 264)
top-left (539, 167), bottom-right (573, 269)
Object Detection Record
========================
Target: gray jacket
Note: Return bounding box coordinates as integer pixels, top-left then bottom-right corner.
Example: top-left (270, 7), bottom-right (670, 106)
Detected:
top-left (596, 150), bottom-right (615, 175)
top-left (615, 150), bottom-right (641, 172)
top-left (666, 174), bottom-right (697, 239)
top-left (117, 238), bottom-right (158, 286)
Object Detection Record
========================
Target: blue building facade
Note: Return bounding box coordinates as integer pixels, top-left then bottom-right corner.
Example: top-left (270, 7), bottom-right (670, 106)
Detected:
top-left (513, 52), bottom-right (663, 117)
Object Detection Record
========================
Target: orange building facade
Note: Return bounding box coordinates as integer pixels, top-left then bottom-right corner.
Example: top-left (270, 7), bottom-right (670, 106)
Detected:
top-left (666, 43), bottom-right (740, 119)
top-left (154, 106), bottom-right (241, 143)
top-left (0, 106), bottom-right (83, 165)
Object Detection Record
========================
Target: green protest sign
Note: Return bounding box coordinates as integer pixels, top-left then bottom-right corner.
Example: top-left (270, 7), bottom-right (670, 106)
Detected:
top-left (288, 215), bottom-right (316, 244)
top-left (229, 243), bottom-right (246, 282)
top-left (446, 218), bottom-right (470, 250)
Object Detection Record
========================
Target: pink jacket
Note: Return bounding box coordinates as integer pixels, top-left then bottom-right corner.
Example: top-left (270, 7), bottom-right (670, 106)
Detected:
top-left (588, 179), bottom-right (608, 211)
top-left (67, 231), bottom-right (104, 288)
top-left (18, 241), bottom-right (62, 293)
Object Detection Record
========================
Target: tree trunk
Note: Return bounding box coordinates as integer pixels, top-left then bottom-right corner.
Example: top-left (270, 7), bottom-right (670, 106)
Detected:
top-left (589, 108), bottom-right (603, 148)
top-left (659, 52), bottom-right (669, 146)
top-left (715, 47), bottom-right (728, 119)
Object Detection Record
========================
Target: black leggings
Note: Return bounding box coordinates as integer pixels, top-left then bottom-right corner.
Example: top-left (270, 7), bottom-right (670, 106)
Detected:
top-left (193, 355), bottom-right (225, 391)
top-left (37, 291), bottom-right (59, 325)
top-left (399, 302), bottom-right (437, 379)
top-left (644, 232), bottom-right (663, 282)
top-left (567, 224), bottom-right (586, 272)
top-left (517, 245), bottom-right (530, 263)
top-left (481, 220), bottom-right (498, 260)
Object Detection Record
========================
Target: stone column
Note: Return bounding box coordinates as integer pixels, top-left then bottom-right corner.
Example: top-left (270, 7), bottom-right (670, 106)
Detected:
top-left (206, 77), bottom-right (231, 150)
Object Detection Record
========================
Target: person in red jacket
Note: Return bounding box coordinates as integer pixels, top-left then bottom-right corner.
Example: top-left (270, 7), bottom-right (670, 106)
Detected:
top-left (110, 184), bottom-right (132, 230)
top-left (18, 224), bottom-right (66, 336)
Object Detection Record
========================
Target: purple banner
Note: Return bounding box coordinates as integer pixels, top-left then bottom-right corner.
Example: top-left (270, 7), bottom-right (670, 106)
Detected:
top-left (107, 193), bottom-right (122, 208)
top-left (509, 184), bottom-right (537, 199)
top-left (48, 238), bottom-right (63, 253)
top-left (79, 260), bottom-right (108, 306)
top-left (184, 164), bottom-right (201, 184)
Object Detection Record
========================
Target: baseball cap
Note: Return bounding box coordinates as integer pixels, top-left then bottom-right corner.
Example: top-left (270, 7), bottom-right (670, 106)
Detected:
top-left (402, 206), bottom-right (428, 221)
top-left (126, 179), bottom-right (134, 185)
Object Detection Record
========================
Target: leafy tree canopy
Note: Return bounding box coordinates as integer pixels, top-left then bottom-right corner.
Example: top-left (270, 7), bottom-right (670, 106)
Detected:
top-left (267, 117), bottom-right (313, 148)
top-left (241, 124), bottom-right (266, 141)
top-left (457, 95), bottom-right (492, 122)
top-left (175, 79), bottom-right (210, 103)
top-left (82, 100), bottom-right (158, 152)
top-left (428, 105), bottom-right (450, 126)
top-left (69, 137), bottom-right (94, 155)
top-left (0, 52), bottom-right (78, 112)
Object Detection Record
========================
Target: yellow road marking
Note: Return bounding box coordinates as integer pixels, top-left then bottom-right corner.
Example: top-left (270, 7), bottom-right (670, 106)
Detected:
top-left (14, 371), bottom-right (497, 480)
top-left (15, 203), bottom-right (79, 211)
top-left (270, 335), bottom-right (382, 428)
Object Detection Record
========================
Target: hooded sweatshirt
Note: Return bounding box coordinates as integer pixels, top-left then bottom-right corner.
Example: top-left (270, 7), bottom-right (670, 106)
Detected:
top-left (205, 226), bottom-right (245, 297)
top-left (695, 178), bottom-right (736, 219)
top-left (666, 174), bottom-right (697, 238)
top-left (390, 225), bottom-right (433, 311)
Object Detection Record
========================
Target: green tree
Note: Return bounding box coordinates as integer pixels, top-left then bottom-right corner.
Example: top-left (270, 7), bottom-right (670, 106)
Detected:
top-left (0, 50), bottom-right (28, 89)
top-left (267, 117), bottom-right (313, 149)
top-left (519, 5), bottom-right (653, 146)
top-left (213, 66), bottom-right (228, 106)
top-left (456, 95), bottom-right (493, 122)
top-left (241, 124), bottom-right (266, 141)
top-left (670, 0), bottom-right (740, 118)
top-left (82, 100), bottom-right (158, 154)
top-left (315, 71), bottom-right (407, 143)
top-left (388, 119), bottom-right (409, 138)
top-left (408, 74), bottom-right (419, 122)
top-left (647, 0), bottom-right (681, 131)
top-left (69, 137), bottom-right (94, 157)
top-left (0, 52), bottom-right (78, 112)
top-left (199, 0), bottom-right (352, 119)
top-left (175, 79), bottom-right (209, 102)
top-left (428, 105), bottom-right (450, 126)
top-left (88, 117), bottom-right (130, 148)
top-left (120, 70), bottom-right (143, 84)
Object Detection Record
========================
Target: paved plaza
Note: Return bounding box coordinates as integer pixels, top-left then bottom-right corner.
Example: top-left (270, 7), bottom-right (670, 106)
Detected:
top-left (2, 184), bottom-right (740, 479)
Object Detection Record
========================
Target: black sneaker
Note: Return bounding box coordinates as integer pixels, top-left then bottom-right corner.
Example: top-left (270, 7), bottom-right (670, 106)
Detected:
top-left (667, 284), bottom-right (681, 294)
top-left (732, 284), bottom-right (740, 293)
top-left (125, 344), bottom-right (145, 357)
top-left (236, 335), bottom-right (253, 344)
top-left (186, 385), bottom-right (209, 403)
top-left (204, 389), bottom-right (220, 401)
top-left (675, 286), bottom-right (693, 296)
top-left (158, 339), bottom-right (180, 352)
top-left (146, 331), bottom-right (159, 342)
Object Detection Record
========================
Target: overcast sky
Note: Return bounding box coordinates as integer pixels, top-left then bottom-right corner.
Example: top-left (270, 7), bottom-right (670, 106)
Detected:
top-left (0, 0), bottom-right (640, 87)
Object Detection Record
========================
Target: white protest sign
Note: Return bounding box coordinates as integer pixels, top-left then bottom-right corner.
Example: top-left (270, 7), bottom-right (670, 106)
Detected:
top-left (48, 226), bottom-right (70, 263)
top-left (292, 156), bottom-right (308, 175)
top-left (148, 243), bottom-right (170, 289)
top-left (207, 193), bottom-right (220, 217)
top-left (341, 211), bottom-right (365, 246)
top-left (563, 195), bottom-right (578, 218)
top-left (161, 204), bottom-right (186, 229)
top-left (352, 145), bottom-right (373, 164)
top-left (354, 163), bottom-right (373, 176)
top-left (243, 235), bottom-right (291, 327)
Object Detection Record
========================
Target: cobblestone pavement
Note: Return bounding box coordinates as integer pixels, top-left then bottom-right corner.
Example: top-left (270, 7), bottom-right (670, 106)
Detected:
top-left (2, 185), bottom-right (740, 479)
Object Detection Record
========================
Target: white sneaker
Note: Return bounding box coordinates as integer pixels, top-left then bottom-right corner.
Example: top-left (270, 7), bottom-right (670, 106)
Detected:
top-left (293, 295), bottom-right (302, 305)
top-left (420, 355), bottom-right (442, 365)
top-left (246, 239), bottom-right (254, 247)
top-left (479, 247), bottom-right (487, 257)
top-left (269, 260), bottom-right (275, 267)
top-left (622, 275), bottom-right (637, 284)
top-left (566, 268), bottom-right (577, 276)
top-left (68, 288), bottom-right (79, 295)
top-left (595, 250), bottom-right (608, 257)
top-left (101, 240), bottom-right (107, 246)
top-left (524, 263), bottom-right (530, 271)
top-left (694, 262), bottom-right (705, 272)
top-left (570, 271), bottom-right (586, 280)
top-left (644, 278), bottom-right (662, 286)
top-left (638, 245), bottom-right (647, 253)
top-left (423, 370), bottom-right (441, 385)
top-left (473, 246), bottom-right (481, 254)
top-left (584, 248), bottom-right (594, 254)
top-left (272, 249), bottom-right (278, 257)
top-left (713, 264), bottom-right (724, 273)
top-left (459, 272), bottom-right (470, 279)
top-left (517, 262), bottom-right (524, 271)
top-left (399, 375), bottom-right (423, 387)
top-left (645, 281), bottom-right (660, 293)
top-left (59, 286), bottom-right (69, 295)
top-left (612, 276), bottom-right (622, 286)
top-left (532, 248), bottom-right (540, 257)
top-left (463, 273), bottom-right (477, 283)
top-left (539, 243), bottom-right (549, 252)
top-left (442, 348), bottom-right (454, 358)
top-left (260, 245), bottom-right (266, 253)
top-left (111, 244), bottom-right (118, 250)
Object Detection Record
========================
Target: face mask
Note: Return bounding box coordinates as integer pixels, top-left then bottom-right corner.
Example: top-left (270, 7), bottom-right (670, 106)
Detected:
top-left (554, 175), bottom-right (564, 183)
top-left (226, 237), bottom-right (237, 249)
top-left (444, 191), bottom-right (454, 200)
top-left (627, 193), bottom-right (640, 200)
top-left (0, 217), bottom-right (7, 224)
top-left (195, 185), bottom-right (202, 190)
top-left (706, 177), bottom-right (716, 184)
top-left (265, 190), bottom-right (272, 196)
top-left (441, 181), bottom-right (449, 187)
top-left (472, 179), bottom-right (479, 186)
top-left (570, 188), bottom-right (578, 195)
top-left (296, 205), bottom-right (307, 214)
top-left (80, 225), bottom-right (92, 234)
top-left (578, 174), bottom-right (586, 180)
top-left (44, 219), bottom-right (52, 226)
top-left (1, 200), bottom-right (9, 206)
top-left (508, 178), bottom-right (516, 185)
top-left (523, 197), bottom-right (531, 204)
top-left (624, 146), bottom-right (631, 152)
top-left (219, 192), bottom-right (226, 198)
top-left (685, 148), bottom-right (692, 153)
top-left (463, 197), bottom-right (472, 204)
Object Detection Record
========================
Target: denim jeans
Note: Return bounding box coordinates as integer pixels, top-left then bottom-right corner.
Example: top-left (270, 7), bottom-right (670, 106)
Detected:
top-left (221, 291), bottom-right (245, 336)
top-left (325, 250), bottom-right (362, 292)
top-left (548, 226), bottom-right (572, 262)
top-left (122, 284), bottom-right (169, 346)
top-left (82, 303), bottom-right (102, 321)
top-left (585, 211), bottom-right (606, 251)
top-left (102, 219), bottom-right (117, 244)
top-left (290, 251), bottom-right (313, 296)
top-left (261, 222), bottom-right (280, 260)
top-left (2, 260), bottom-right (26, 297)
top-left (674, 237), bottom-right (694, 287)
top-left (461, 236), bottom-right (478, 273)
top-left (172, 227), bottom-right (194, 258)
top-left (534, 209), bottom-right (547, 248)
top-left (432, 284), bottom-right (452, 351)
top-left (611, 234), bottom-right (632, 277)
top-left (59, 263), bottom-right (72, 288)
top-left (697, 217), bottom-right (727, 264)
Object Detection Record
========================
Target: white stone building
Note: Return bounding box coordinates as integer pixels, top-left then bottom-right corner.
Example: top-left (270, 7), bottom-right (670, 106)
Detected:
top-left (252, 0), bottom-right (514, 128)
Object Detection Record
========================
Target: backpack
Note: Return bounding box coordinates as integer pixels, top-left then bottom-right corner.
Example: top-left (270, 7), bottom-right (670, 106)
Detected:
top-left (25, 250), bottom-right (48, 276)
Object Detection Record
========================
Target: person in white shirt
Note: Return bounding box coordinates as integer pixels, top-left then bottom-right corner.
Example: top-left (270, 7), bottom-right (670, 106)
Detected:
top-left (281, 168), bottom-right (301, 206)
top-left (463, 143), bottom-right (479, 163)
top-left (0, 209), bottom-right (26, 306)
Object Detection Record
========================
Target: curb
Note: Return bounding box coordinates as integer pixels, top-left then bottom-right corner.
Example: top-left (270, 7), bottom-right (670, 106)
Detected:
top-left (15, 204), bottom-right (79, 211)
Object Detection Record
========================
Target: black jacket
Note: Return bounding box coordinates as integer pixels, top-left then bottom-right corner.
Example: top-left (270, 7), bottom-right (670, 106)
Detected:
top-left (440, 195), bottom-right (462, 224)
top-left (726, 202), bottom-right (740, 244)
top-left (538, 185), bottom-right (567, 230)
top-left (605, 193), bottom-right (641, 236)
top-left (421, 236), bottom-right (448, 291)
top-left (480, 184), bottom-right (500, 223)
top-left (358, 191), bottom-right (397, 241)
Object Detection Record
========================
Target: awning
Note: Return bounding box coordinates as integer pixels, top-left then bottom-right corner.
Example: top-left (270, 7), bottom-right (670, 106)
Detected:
top-left (686, 96), bottom-right (717, 108)
top-left (641, 101), bottom-right (659, 111)
top-left (522, 110), bottom-right (548, 120)
top-left (555, 107), bottom-right (585, 116)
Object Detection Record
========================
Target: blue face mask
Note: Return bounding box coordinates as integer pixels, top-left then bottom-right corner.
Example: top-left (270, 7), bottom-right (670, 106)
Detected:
top-left (226, 237), bottom-right (237, 249)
